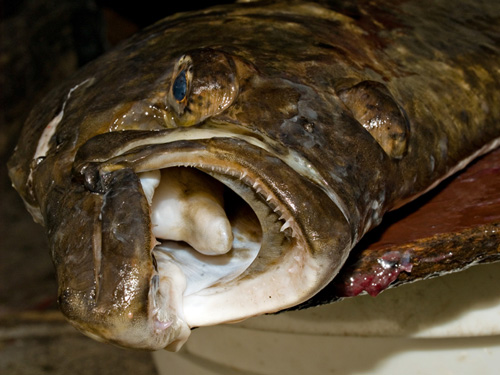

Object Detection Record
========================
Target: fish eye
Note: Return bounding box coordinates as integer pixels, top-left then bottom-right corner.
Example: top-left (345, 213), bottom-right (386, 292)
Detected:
top-left (167, 49), bottom-right (240, 125)
top-left (172, 70), bottom-right (187, 102)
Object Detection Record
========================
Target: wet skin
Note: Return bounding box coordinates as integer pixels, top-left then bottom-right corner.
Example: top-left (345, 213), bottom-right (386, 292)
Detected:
top-left (8, 0), bottom-right (500, 350)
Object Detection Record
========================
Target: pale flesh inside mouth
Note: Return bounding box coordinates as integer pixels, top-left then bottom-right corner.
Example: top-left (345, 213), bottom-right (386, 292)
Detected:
top-left (139, 167), bottom-right (263, 316)
top-left (150, 168), bottom-right (235, 256)
top-left (138, 163), bottom-right (329, 351)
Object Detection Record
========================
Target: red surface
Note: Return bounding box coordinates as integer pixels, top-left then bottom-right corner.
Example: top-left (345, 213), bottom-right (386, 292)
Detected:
top-left (368, 147), bottom-right (500, 250)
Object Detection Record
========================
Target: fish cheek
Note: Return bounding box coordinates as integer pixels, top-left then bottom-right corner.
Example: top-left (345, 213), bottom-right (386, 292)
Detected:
top-left (338, 80), bottom-right (410, 159)
top-left (229, 81), bottom-right (301, 130)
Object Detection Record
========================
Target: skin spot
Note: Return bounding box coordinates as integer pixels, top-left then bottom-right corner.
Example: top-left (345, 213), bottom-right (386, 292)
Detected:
top-left (304, 122), bottom-right (314, 133)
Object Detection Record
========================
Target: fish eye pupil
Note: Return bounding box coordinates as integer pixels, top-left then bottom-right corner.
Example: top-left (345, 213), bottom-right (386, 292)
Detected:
top-left (172, 70), bottom-right (187, 101)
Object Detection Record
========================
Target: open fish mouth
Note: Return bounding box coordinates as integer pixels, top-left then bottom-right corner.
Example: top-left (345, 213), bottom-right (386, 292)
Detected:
top-left (70, 127), bottom-right (352, 350)
top-left (9, 0), bottom-right (499, 355)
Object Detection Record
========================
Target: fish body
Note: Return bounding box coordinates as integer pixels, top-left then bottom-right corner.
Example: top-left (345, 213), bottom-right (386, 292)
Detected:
top-left (8, 0), bottom-right (500, 350)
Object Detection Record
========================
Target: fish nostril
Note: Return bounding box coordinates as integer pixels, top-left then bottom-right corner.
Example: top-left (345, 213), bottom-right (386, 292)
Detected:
top-left (78, 162), bottom-right (106, 193)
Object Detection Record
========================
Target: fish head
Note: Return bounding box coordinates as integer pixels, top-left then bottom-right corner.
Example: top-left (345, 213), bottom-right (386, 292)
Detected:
top-left (8, 35), bottom-right (386, 350)
top-left (8, 0), bottom-right (498, 353)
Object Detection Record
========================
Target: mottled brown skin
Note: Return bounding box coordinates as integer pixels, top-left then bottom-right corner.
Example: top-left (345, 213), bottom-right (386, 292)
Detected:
top-left (338, 81), bottom-right (410, 159)
top-left (7, 0), bottom-right (500, 349)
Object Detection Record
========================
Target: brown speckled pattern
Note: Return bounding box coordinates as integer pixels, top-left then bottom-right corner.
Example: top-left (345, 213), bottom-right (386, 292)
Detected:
top-left (6, 0), bottom-right (500, 348)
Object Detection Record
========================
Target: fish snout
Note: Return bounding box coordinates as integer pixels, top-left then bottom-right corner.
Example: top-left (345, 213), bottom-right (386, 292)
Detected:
top-left (50, 166), bottom-right (189, 350)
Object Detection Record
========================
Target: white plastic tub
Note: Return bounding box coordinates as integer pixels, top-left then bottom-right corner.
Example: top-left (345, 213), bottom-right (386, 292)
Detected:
top-left (153, 261), bottom-right (500, 374)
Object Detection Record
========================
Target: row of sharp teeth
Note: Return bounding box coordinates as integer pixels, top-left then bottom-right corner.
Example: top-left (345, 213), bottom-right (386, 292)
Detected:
top-left (212, 164), bottom-right (299, 238)
top-left (242, 171), bottom-right (298, 238)
top-left (139, 163), bottom-right (298, 257)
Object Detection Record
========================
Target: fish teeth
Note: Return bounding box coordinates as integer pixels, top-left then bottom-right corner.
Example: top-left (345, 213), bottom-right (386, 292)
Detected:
top-left (280, 219), bottom-right (292, 232)
top-left (137, 170), bottom-right (160, 208)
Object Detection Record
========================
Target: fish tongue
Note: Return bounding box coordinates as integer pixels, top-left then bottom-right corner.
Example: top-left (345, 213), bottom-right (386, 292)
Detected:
top-left (147, 167), bottom-right (234, 255)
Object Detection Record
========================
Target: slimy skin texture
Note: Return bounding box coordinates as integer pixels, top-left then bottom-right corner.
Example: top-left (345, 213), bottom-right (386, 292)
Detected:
top-left (7, 0), bottom-right (500, 350)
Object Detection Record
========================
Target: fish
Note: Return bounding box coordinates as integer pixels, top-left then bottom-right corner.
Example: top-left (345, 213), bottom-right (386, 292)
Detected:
top-left (7, 0), bottom-right (500, 351)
